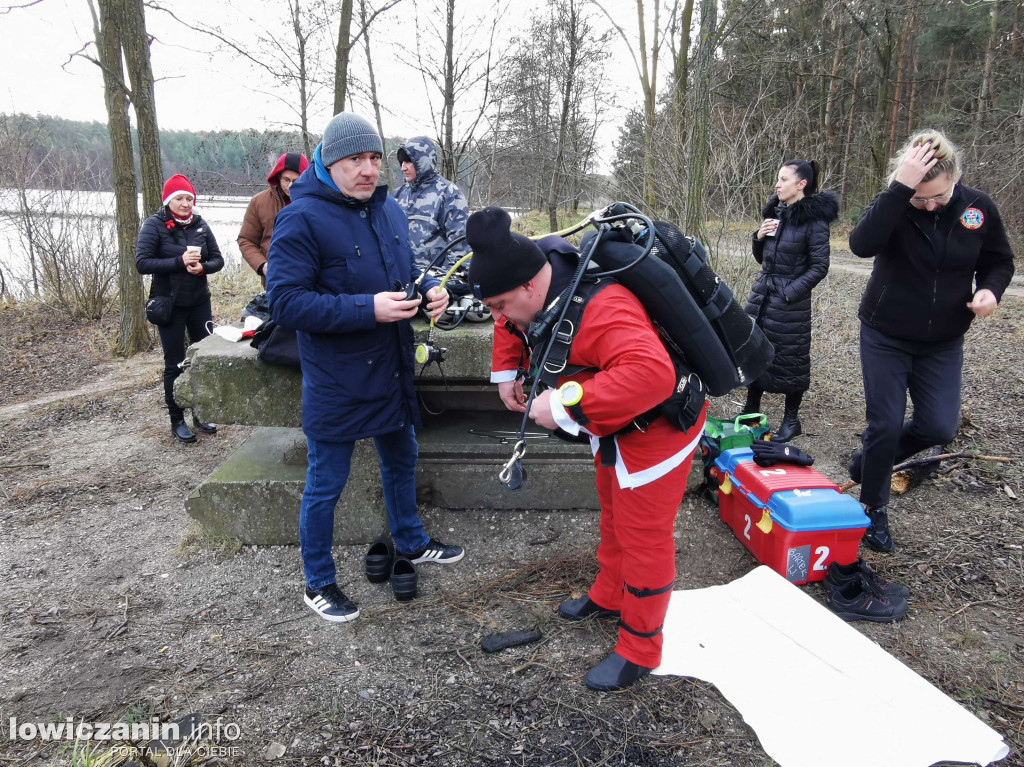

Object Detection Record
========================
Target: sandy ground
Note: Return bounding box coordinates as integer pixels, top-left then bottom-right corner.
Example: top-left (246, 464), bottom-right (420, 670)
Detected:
top-left (0, 267), bottom-right (1022, 766)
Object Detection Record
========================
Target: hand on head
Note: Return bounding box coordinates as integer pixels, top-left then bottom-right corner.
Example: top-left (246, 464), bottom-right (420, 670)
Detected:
top-left (894, 141), bottom-right (939, 189)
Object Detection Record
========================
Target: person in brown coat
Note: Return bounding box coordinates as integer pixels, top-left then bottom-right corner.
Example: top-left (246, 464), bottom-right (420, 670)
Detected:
top-left (238, 152), bottom-right (309, 284)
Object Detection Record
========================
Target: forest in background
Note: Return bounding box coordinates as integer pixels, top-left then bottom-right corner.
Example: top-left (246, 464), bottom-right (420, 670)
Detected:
top-left (1, 0), bottom-right (1021, 350)
top-left (3, 0), bottom-right (1022, 241)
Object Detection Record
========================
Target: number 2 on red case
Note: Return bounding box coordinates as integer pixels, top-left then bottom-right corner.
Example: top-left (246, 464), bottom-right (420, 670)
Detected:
top-left (758, 468), bottom-right (787, 476)
top-left (743, 515), bottom-right (752, 540)
top-left (813, 546), bottom-right (830, 571)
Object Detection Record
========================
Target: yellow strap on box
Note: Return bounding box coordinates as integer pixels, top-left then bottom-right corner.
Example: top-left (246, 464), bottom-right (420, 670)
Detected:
top-left (755, 508), bottom-right (773, 534)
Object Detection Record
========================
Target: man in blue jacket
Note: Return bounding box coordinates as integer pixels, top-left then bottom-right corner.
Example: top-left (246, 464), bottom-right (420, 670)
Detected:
top-left (267, 112), bottom-right (464, 623)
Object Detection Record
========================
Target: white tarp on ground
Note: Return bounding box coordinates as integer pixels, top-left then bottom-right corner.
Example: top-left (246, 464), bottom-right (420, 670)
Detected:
top-left (653, 566), bottom-right (1009, 767)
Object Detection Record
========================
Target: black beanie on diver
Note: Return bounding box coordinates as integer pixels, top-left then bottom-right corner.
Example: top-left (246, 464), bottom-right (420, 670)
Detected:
top-left (466, 207), bottom-right (548, 299)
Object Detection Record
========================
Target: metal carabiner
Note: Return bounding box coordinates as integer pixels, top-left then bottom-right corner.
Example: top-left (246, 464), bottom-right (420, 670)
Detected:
top-left (498, 439), bottom-right (528, 490)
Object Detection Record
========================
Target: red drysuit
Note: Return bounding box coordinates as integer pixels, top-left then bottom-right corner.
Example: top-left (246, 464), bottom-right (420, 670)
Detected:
top-left (492, 283), bottom-right (706, 668)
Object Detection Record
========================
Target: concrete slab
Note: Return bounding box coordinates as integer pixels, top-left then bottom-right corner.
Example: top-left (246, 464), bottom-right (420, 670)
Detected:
top-left (185, 414), bottom-right (601, 544)
top-left (184, 427), bottom-right (386, 545)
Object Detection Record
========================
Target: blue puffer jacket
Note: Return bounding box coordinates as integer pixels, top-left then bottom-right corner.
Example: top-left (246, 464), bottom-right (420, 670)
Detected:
top-left (266, 151), bottom-right (440, 442)
top-left (135, 208), bottom-right (224, 306)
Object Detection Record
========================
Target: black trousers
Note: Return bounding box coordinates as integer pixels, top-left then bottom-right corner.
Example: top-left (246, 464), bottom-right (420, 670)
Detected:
top-left (157, 297), bottom-right (212, 420)
top-left (858, 322), bottom-right (963, 508)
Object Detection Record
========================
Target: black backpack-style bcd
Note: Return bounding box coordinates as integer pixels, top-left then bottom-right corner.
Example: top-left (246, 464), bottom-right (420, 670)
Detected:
top-left (579, 218), bottom-right (773, 398)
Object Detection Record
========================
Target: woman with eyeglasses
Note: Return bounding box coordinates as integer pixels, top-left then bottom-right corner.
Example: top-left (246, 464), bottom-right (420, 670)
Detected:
top-left (848, 130), bottom-right (1015, 551)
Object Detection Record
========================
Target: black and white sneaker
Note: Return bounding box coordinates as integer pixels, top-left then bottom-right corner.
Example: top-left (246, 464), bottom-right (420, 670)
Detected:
top-left (403, 538), bottom-right (464, 565)
top-left (304, 583), bottom-right (359, 623)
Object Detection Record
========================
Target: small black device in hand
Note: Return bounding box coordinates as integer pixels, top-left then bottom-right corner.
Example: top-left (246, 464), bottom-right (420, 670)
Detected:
top-left (393, 279), bottom-right (418, 302)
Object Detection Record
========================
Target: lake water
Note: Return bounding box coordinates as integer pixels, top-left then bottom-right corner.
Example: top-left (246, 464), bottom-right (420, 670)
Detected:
top-left (0, 189), bottom-right (252, 297)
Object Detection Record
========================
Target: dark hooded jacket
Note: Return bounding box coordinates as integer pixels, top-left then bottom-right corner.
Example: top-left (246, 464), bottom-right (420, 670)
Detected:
top-left (393, 136), bottom-right (470, 271)
top-left (266, 144), bottom-right (441, 443)
top-left (744, 190), bottom-right (839, 393)
top-left (238, 152), bottom-right (309, 274)
top-left (850, 180), bottom-right (1015, 343)
top-left (135, 207), bottom-right (224, 307)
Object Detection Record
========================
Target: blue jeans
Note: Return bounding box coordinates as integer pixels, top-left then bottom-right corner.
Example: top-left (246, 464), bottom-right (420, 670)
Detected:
top-left (300, 426), bottom-right (430, 590)
top-left (858, 322), bottom-right (963, 509)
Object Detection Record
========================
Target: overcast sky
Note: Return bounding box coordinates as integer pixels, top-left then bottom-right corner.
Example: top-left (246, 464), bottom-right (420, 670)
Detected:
top-left (1, 0), bottom-right (654, 171)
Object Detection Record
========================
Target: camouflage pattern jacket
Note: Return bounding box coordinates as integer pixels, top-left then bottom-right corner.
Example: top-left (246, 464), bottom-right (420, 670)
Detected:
top-left (393, 136), bottom-right (470, 271)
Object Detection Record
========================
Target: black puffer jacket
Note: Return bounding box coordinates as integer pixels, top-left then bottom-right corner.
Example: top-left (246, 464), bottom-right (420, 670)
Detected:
top-left (135, 207), bottom-right (224, 307)
top-left (850, 181), bottom-right (1015, 343)
top-left (744, 191), bottom-right (839, 393)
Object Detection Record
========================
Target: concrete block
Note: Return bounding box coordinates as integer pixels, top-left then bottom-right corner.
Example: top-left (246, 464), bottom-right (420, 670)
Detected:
top-left (184, 427), bottom-right (385, 545)
top-left (174, 319), bottom-right (502, 426)
top-left (416, 411), bottom-right (599, 510)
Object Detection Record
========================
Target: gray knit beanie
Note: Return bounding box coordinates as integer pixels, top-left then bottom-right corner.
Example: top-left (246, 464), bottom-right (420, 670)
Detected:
top-left (320, 112), bottom-right (383, 167)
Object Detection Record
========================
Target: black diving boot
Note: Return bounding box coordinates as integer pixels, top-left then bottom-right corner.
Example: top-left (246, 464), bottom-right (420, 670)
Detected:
top-left (171, 417), bottom-right (197, 443)
top-left (558, 596), bottom-right (620, 621)
top-left (585, 652), bottom-right (654, 691)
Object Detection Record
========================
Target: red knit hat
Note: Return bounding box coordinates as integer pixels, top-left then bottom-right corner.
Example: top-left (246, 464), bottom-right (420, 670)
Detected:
top-left (162, 174), bottom-right (196, 206)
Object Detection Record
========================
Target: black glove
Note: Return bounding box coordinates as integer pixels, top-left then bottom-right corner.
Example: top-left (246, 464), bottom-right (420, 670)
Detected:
top-left (751, 439), bottom-right (814, 467)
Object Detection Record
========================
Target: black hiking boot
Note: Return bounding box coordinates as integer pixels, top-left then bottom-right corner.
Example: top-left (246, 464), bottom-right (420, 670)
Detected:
top-left (825, 575), bottom-right (908, 622)
top-left (863, 506), bottom-right (894, 552)
top-left (824, 559), bottom-right (909, 600)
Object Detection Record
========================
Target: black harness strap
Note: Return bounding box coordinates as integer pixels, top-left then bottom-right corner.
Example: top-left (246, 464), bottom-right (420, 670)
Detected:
top-left (624, 582), bottom-right (675, 599)
top-left (537, 279), bottom-right (611, 390)
top-left (617, 618), bottom-right (664, 639)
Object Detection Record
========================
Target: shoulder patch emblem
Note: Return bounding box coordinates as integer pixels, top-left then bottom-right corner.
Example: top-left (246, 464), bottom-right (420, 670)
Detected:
top-left (960, 208), bottom-right (984, 229)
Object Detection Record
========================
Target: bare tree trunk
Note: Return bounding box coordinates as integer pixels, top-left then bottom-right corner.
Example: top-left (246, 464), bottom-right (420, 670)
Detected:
top-left (547, 0), bottom-right (581, 232)
top-left (869, 10), bottom-right (895, 182)
top-left (1012, 0), bottom-right (1020, 56)
top-left (841, 33), bottom-right (865, 203)
top-left (941, 43), bottom-right (954, 106)
top-left (637, 0), bottom-right (660, 210)
top-left (16, 186), bottom-right (40, 296)
top-left (824, 36), bottom-right (843, 144)
top-left (975, 0), bottom-right (999, 147)
top-left (440, 0), bottom-right (457, 181)
top-left (290, 0), bottom-right (312, 158)
top-left (359, 0), bottom-right (390, 188)
top-left (683, 0), bottom-right (715, 236)
top-left (906, 49), bottom-right (919, 136)
top-left (119, 0), bottom-right (163, 215)
top-left (334, 0), bottom-right (354, 114)
top-left (90, 0), bottom-right (150, 356)
top-left (487, 95), bottom-right (504, 206)
top-left (888, 10), bottom-right (913, 153)
top-left (671, 0), bottom-right (695, 143)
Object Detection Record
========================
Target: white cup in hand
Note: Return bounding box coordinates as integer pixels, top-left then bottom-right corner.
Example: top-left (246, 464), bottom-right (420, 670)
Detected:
top-left (765, 219), bottom-right (780, 237)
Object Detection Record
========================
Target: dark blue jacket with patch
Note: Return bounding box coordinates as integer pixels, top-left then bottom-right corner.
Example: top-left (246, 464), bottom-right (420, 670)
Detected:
top-left (266, 163), bottom-right (440, 442)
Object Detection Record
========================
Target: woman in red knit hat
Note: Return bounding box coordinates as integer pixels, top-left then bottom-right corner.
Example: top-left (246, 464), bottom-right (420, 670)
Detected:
top-left (135, 174), bottom-right (225, 443)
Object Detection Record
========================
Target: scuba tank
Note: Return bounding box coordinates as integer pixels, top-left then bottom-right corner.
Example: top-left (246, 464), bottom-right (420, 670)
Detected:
top-left (579, 210), bottom-right (773, 396)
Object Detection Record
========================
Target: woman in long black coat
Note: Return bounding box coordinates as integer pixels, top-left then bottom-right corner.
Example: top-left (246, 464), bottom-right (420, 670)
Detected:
top-left (742, 160), bottom-right (839, 441)
top-left (135, 174), bottom-right (224, 443)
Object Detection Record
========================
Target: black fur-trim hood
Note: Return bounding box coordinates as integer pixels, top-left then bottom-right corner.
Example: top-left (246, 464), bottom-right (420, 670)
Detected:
top-left (761, 190), bottom-right (840, 226)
